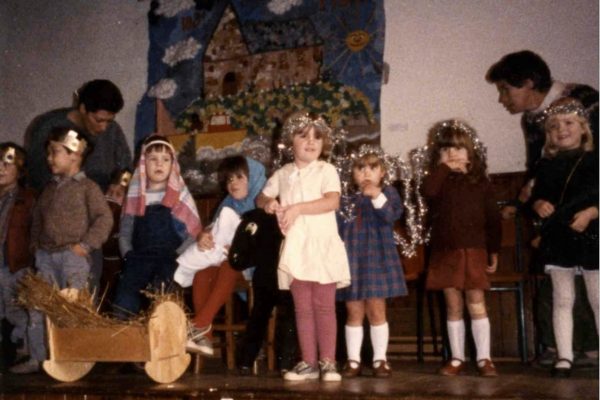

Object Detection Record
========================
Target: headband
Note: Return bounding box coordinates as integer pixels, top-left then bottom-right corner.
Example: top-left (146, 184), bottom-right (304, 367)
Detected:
top-left (282, 113), bottom-right (332, 140)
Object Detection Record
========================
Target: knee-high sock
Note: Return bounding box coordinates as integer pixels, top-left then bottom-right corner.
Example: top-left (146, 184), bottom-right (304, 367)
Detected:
top-left (447, 319), bottom-right (465, 361)
top-left (345, 325), bottom-right (363, 363)
top-left (551, 268), bottom-right (575, 363)
top-left (370, 322), bottom-right (389, 362)
top-left (471, 317), bottom-right (491, 361)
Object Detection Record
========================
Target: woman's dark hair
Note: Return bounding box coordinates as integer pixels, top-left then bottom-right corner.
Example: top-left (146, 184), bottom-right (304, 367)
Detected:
top-left (46, 126), bottom-right (94, 161)
top-left (218, 155), bottom-right (249, 192)
top-left (77, 79), bottom-right (124, 113)
top-left (486, 50), bottom-right (552, 93)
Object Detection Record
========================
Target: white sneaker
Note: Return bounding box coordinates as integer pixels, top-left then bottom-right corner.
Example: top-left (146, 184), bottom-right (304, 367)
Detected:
top-left (283, 361), bottom-right (320, 381)
top-left (10, 358), bottom-right (40, 374)
top-left (186, 335), bottom-right (214, 356)
top-left (320, 360), bottom-right (342, 382)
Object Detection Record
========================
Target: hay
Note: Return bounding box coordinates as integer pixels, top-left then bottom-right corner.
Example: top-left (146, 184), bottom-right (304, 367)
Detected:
top-left (17, 274), bottom-right (183, 328)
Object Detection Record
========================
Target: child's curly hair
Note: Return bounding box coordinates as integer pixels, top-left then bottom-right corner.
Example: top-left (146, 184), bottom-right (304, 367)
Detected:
top-left (427, 119), bottom-right (488, 183)
top-left (281, 111), bottom-right (333, 159)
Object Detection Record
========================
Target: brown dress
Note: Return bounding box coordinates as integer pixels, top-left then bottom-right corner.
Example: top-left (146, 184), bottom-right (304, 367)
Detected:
top-left (422, 165), bottom-right (501, 290)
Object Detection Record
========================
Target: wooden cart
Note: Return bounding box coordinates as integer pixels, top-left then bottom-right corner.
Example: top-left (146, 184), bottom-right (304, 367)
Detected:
top-left (43, 290), bottom-right (190, 384)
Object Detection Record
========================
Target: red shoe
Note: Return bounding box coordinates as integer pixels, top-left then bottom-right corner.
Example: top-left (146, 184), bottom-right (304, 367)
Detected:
top-left (438, 358), bottom-right (465, 376)
top-left (477, 359), bottom-right (498, 377)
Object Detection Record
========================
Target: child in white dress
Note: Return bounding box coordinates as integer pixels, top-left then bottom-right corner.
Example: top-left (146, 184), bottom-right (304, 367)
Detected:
top-left (257, 112), bottom-right (350, 382)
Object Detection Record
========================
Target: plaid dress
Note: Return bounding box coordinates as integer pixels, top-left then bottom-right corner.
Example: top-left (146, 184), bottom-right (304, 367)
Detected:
top-left (337, 186), bottom-right (408, 301)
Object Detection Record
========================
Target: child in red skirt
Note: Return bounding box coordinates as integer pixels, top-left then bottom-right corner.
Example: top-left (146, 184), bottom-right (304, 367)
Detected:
top-left (422, 119), bottom-right (501, 377)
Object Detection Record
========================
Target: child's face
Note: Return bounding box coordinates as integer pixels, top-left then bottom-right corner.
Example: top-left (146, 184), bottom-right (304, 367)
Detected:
top-left (353, 159), bottom-right (385, 190)
top-left (0, 162), bottom-right (19, 191)
top-left (546, 113), bottom-right (584, 151)
top-left (106, 184), bottom-right (126, 205)
top-left (292, 126), bottom-right (323, 168)
top-left (439, 146), bottom-right (469, 165)
top-left (145, 148), bottom-right (173, 189)
top-left (226, 172), bottom-right (249, 200)
top-left (46, 141), bottom-right (81, 177)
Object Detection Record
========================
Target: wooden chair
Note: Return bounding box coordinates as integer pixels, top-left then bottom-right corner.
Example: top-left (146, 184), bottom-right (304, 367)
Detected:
top-left (394, 222), bottom-right (442, 362)
top-left (488, 204), bottom-right (529, 363)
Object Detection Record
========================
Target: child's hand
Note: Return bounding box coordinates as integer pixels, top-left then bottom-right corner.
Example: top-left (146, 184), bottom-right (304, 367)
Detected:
top-left (197, 231), bottom-right (215, 251)
top-left (71, 244), bottom-right (89, 258)
top-left (570, 207), bottom-right (599, 232)
top-left (486, 253), bottom-right (498, 274)
top-left (440, 151), bottom-right (469, 173)
top-left (264, 199), bottom-right (281, 215)
top-left (361, 182), bottom-right (382, 199)
top-left (277, 204), bottom-right (300, 235)
top-left (533, 200), bottom-right (555, 218)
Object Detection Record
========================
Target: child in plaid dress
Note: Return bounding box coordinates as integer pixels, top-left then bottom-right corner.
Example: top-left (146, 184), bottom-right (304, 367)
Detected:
top-left (337, 146), bottom-right (407, 378)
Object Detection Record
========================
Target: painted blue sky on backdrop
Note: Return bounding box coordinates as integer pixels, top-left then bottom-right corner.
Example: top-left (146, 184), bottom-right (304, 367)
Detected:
top-left (135, 0), bottom-right (385, 144)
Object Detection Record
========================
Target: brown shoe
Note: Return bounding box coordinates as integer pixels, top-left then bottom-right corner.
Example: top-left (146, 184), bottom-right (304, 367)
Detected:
top-left (342, 360), bottom-right (361, 378)
top-left (439, 358), bottom-right (465, 376)
top-left (477, 359), bottom-right (498, 377)
top-left (372, 360), bottom-right (392, 378)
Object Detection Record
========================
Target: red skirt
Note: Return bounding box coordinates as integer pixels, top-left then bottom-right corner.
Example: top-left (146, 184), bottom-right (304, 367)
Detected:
top-left (426, 248), bottom-right (490, 290)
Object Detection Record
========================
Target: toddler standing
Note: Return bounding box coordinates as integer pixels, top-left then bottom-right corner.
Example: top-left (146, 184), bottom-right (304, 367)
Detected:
top-left (112, 135), bottom-right (200, 318)
top-left (257, 112), bottom-right (350, 382)
top-left (337, 145), bottom-right (407, 378)
top-left (423, 119), bottom-right (501, 377)
top-left (13, 127), bottom-right (113, 374)
top-left (531, 98), bottom-right (598, 377)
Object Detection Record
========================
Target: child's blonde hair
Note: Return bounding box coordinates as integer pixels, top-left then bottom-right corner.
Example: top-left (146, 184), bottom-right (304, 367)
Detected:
top-left (427, 119), bottom-right (488, 183)
top-left (282, 111), bottom-right (333, 159)
top-left (542, 98), bottom-right (594, 157)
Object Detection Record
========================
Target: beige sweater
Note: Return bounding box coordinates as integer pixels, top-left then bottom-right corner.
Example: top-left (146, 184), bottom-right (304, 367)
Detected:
top-left (31, 172), bottom-right (113, 252)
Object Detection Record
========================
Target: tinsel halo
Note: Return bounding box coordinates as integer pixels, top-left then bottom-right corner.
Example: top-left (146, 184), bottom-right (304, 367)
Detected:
top-left (537, 100), bottom-right (588, 126)
top-left (282, 113), bottom-right (332, 144)
top-left (429, 119), bottom-right (487, 164)
top-left (349, 144), bottom-right (398, 187)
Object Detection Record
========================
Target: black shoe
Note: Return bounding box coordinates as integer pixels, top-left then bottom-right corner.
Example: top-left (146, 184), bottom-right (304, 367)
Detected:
top-left (551, 359), bottom-right (573, 378)
top-left (238, 365), bottom-right (253, 376)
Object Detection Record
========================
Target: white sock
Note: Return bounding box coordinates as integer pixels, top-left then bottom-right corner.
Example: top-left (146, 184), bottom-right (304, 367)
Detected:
top-left (345, 325), bottom-right (363, 364)
top-left (447, 319), bottom-right (465, 362)
top-left (370, 322), bottom-right (389, 363)
top-left (471, 317), bottom-right (491, 364)
top-left (551, 269), bottom-right (575, 364)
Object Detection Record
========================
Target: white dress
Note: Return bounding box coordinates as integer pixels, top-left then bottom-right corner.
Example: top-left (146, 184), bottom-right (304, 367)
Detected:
top-left (262, 160), bottom-right (350, 290)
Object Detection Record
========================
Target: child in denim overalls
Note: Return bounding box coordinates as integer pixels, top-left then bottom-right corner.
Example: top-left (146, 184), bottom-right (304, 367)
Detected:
top-left (112, 135), bottom-right (200, 318)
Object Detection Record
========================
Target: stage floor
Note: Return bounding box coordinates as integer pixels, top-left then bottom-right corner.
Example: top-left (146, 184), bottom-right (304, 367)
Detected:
top-left (0, 360), bottom-right (597, 400)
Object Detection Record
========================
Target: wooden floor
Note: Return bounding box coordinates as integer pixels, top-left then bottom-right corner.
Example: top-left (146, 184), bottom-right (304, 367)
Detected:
top-left (0, 360), bottom-right (597, 400)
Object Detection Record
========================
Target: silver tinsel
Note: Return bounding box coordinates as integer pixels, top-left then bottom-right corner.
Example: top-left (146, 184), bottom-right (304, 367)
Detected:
top-left (272, 124), bottom-right (430, 258)
top-left (535, 99), bottom-right (588, 126)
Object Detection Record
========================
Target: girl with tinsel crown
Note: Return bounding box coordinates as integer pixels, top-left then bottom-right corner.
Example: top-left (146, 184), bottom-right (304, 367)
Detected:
top-left (257, 111), bottom-right (350, 382)
top-left (336, 145), bottom-right (407, 378)
top-left (423, 119), bottom-right (501, 377)
top-left (530, 98), bottom-right (598, 378)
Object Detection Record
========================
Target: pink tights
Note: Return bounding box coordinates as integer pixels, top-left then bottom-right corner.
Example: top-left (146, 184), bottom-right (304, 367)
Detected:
top-left (289, 279), bottom-right (337, 366)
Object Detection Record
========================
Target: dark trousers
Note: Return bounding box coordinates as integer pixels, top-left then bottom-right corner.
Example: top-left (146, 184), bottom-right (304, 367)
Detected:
top-left (238, 289), bottom-right (297, 371)
top-left (536, 275), bottom-right (598, 352)
top-left (112, 254), bottom-right (176, 318)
